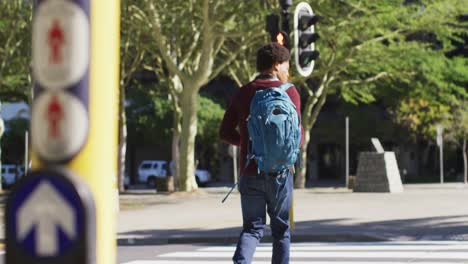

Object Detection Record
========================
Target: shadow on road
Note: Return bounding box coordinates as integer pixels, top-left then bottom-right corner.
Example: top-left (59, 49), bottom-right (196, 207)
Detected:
top-left (118, 215), bottom-right (468, 245)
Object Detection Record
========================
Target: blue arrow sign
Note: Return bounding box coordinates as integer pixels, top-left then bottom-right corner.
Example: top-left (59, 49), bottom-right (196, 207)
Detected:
top-left (18, 181), bottom-right (77, 256)
top-left (6, 171), bottom-right (85, 258)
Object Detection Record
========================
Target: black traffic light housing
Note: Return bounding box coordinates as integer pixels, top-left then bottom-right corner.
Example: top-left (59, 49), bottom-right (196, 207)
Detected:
top-left (294, 3), bottom-right (320, 77)
top-left (266, 14), bottom-right (290, 49)
top-left (266, 14), bottom-right (280, 42)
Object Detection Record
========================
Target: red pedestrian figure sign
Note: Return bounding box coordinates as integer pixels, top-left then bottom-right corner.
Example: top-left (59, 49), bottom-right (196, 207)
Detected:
top-left (48, 19), bottom-right (65, 65)
top-left (47, 95), bottom-right (64, 139)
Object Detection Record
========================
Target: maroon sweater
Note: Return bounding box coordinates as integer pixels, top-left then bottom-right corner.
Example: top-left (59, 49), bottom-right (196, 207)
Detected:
top-left (219, 78), bottom-right (304, 177)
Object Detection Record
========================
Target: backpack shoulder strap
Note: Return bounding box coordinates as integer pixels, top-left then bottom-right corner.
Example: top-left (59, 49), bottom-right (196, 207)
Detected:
top-left (278, 82), bottom-right (294, 92)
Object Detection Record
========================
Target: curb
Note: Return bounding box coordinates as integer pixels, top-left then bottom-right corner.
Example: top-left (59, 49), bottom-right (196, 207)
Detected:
top-left (117, 233), bottom-right (385, 246)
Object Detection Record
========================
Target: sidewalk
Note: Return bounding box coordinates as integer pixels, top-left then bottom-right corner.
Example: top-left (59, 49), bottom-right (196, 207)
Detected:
top-left (118, 183), bottom-right (468, 245)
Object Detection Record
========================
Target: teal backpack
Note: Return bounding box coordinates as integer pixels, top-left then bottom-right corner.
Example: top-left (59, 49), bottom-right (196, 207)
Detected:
top-left (222, 83), bottom-right (301, 203)
top-left (246, 83), bottom-right (301, 173)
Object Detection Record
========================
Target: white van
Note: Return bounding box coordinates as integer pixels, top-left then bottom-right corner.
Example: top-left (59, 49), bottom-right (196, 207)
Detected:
top-left (195, 169), bottom-right (211, 187)
top-left (1, 164), bottom-right (18, 187)
top-left (169, 160), bottom-right (211, 186)
top-left (137, 160), bottom-right (168, 187)
top-left (138, 160), bottom-right (212, 188)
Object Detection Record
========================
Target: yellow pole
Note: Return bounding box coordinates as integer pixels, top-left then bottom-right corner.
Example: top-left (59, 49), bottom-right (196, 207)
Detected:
top-left (68, 1), bottom-right (120, 263)
top-left (29, 1), bottom-right (120, 263)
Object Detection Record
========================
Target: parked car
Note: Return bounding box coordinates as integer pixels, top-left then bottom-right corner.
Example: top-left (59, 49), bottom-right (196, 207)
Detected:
top-left (1, 164), bottom-right (21, 188)
top-left (137, 160), bottom-right (168, 187)
top-left (195, 169), bottom-right (211, 186)
top-left (169, 160), bottom-right (212, 186)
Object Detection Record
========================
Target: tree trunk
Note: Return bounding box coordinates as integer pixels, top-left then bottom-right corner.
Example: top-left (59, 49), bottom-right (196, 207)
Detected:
top-left (295, 77), bottom-right (331, 188)
top-left (178, 91), bottom-right (199, 192)
top-left (170, 106), bottom-right (181, 191)
top-left (463, 137), bottom-right (467, 184)
top-left (0, 115), bottom-right (4, 192)
top-left (294, 93), bottom-right (314, 189)
top-left (169, 76), bottom-right (183, 191)
top-left (0, 160), bottom-right (2, 192)
top-left (171, 132), bottom-right (180, 191)
top-left (296, 128), bottom-right (311, 189)
top-left (118, 87), bottom-right (127, 193)
top-left (415, 139), bottom-right (421, 179)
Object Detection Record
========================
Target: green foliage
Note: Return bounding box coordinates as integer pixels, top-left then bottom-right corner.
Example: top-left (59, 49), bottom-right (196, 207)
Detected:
top-left (197, 96), bottom-right (224, 138)
top-left (444, 100), bottom-right (468, 145)
top-left (126, 0), bottom-right (272, 87)
top-left (120, 0), bottom-right (148, 87)
top-left (299, 0), bottom-right (467, 140)
top-left (0, 0), bottom-right (32, 102)
top-left (122, 0), bottom-right (274, 189)
top-left (196, 96), bottom-right (224, 173)
top-left (126, 84), bottom-right (173, 146)
top-left (393, 98), bottom-right (450, 141)
top-left (126, 85), bottom-right (224, 172)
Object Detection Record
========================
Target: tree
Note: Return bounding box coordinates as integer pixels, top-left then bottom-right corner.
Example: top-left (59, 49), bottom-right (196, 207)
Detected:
top-left (128, 0), bottom-right (270, 191)
top-left (125, 88), bottom-right (226, 181)
top-left (196, 96), bottom-right (225, 176)
top-left (0, 1), bottom-right (31, 191)
top-left (0, 0), bottom-right (32, 102)
top-left (444, 101), bottom-right (468, 184)
top-left (0, 102), bottom-right (4, 191)
top-left (118, 0), bottom-right (148, 192)
top-left (292, 0), bottom-right (468, 188)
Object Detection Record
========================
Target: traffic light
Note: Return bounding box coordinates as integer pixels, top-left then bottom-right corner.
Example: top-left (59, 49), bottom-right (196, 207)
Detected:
top-left (275, 30), bottom-right (290, 48)
top-left (266, 14), bottom-right (291, 49)
top-left (294, 2), bottom-right (320, 77)
top-left (276, 31), bottom-right (286, 45)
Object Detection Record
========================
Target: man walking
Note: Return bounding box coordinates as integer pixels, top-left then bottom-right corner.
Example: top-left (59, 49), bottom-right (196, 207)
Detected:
top-left (220, 42), bottom-right (303, 264)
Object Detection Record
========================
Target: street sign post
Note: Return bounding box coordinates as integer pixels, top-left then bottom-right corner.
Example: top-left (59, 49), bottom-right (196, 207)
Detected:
top-left (5, 169), bottom-right (95, 264)
top-left (345, 117), bottom-right (349, 188)
top-left (437, 125), bottom-right (444, 183)
top-left (31, 0), bottom-right (90, 164)
top-left (7, 0), bottom-right (120, 263)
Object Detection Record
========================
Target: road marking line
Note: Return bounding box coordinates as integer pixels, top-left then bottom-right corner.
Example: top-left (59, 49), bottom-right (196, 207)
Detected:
top-left (199, 244), bottom-right (468, 252)
top-left (122, 261), bottom-right (464, 264)
top-left (121, 241), bottom-right (468, 264)
top-left (159, 251), bottom-right (468, 259)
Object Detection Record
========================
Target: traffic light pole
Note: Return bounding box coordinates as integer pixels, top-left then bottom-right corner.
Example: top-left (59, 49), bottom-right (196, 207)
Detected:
top-left (280, 2), bottom-right (291, 37)
top-left (280, 0), bottom-right (292, 50)
top-left (83, 1), bottom-right (120, 262)
top-left (62, 1), bottom-right (121, 263)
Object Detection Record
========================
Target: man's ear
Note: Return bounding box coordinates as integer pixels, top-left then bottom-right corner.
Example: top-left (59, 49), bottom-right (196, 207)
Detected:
top-left (272, 62), bottom-right (281, 72)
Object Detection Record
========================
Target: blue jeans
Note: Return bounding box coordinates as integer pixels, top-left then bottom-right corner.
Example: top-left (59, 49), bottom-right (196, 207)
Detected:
top-left (233, 170), bottom-right (293, 264)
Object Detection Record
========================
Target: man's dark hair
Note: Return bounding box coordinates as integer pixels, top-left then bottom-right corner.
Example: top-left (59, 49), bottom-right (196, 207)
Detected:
top-left (256, 42), bottom-right (290, 72)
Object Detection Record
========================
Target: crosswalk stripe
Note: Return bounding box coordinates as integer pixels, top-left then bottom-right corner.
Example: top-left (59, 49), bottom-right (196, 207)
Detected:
top-left (159, 250), bottom-right (468, 259)
top-left (122, 261), bottom-right (464, 264)
top-left (121, 241), bottom-right (468, 264)
top-left (199, 245), bottom-right (468, 252)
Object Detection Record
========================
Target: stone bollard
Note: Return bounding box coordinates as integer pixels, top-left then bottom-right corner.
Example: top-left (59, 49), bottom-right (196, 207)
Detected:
top-left (354, 152), bottom-right (404, 193)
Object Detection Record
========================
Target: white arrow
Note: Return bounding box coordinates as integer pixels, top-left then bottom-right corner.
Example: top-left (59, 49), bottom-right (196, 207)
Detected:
top-left (17, 180), bottom-right (77, 257)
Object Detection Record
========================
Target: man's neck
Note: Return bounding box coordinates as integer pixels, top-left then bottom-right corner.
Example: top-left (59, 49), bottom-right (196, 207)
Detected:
top-left (256, 72), bottom-right (279, 81)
